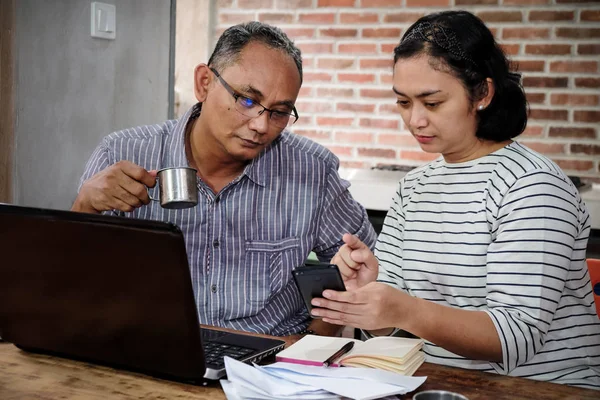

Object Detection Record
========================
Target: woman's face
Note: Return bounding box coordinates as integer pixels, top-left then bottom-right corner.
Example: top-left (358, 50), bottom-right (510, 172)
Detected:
top-left (393, 55), bottom-right (485, 163)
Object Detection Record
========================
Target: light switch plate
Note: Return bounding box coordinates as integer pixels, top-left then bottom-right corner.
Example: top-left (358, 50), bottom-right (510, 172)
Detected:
top-left (91, 2), bottom-right (116, 40)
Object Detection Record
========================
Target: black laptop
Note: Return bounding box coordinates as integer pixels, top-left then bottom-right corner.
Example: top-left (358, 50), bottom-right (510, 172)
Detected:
top-left (0, 203), bottom-right (285, 383)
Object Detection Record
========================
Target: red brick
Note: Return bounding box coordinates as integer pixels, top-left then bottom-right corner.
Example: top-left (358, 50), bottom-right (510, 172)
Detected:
top-left (298, 13), bottom-right (335, 24)
top-left (320, 28), bottom-right (358, 38)
top-left (285, 28), bottom-right (316, 39)
top-left (338, 43), bottom-right (377, 54)
top-left (523, 76), bottom-right (568, 88)
top-left (503, 0), bottom-right (549, 4)
top-left (363, 28), bottom-right (403, 38)
top-left (551, 93), bottom-right (599, 106)
top-left (337, 103), bottom-right (376, 113)
top-left (335, 132), bottom-right (374, 143)
top-left (501, 44), bottom-right (520, 55)
top-left (338, 73), bottom-right (376, 83)
top-left (275, 0), bottom-right (312, 7)
top-left (550, 61), bottom-right (598, 73)
top-left (526, 92), bottom-right (546, 104)
top-left (575, 77), bottom-right (600, 88)
top-left (406, 0), bottom-right (449, 5)
top-left (361, 89), bottom-right (395, 98)
top-left (525, 44), bottom-right (571, 55)
top-left (341, 161), bottom-right (368, 168)
top-left (218, 0), bottom-right (234, 6)
top-left (578, 44), bottom-right (600, 55)
top-left (400, 150), bottom-right (439, 162)
top-left (522, 142), bottom-right (565, 154)
top-left (515, 60), bottom-right (545, 72)
top-left (362, 0), bottom-right (402, 6)
top-left (381, 73), bottom-right (394, 84)
top-left (298, 87), bottom-right (312, 97)
top-left (318, 0), bottom-right (355, 5)
top-left (570, 144), bottom-right (600, 156)
top-left (303, 72), bottom-right (333, 82)
top-left (258, 13), bottom-right (294, 24)
top-left (318, 58), bottom-right (355, 69)
top-left (219, 13), bottom-right (252, 24)
top-left (528, 10), bottom-right (574, 21)
top-left (238, 0), bottom-right (273, 7)
top-left (477, 11), bottom-right (523, 22)
top-left (358, 148), bottom-right (397, 158)
top-left (316, 87), bottom-right (354, 97)
top-left (360, 58), bottom-right (394, 69)
top-left (384, 12), bottom-right (425, 23)
top-left (529, 109), bottom-right (569, 121)
top-left (581, 10), bottom-right (600, 22)
top-left (503, 27), bottom-right (550, 40)
top-left (298, 42), bottom-right (334, 54)
top-left (296, 115), bottom-right (314, 126)
top-left (359, 118), bottom-right (399, 130)
top-left (294, 129), bottom-right (332, 140)
top-left (456, 0), bottom-right (497, 4)
top-left (316, 117), bottom-right (354, 126)
top-left (549, 127), bottom-right (596, 139)
top-left (327, 146), bottom-right (354, 157)
top-left (381, 43), bottom-right (398, 53)
top-left (295, 101), bottom-right (333, 113)
top-left (521, 125), bottom-right (544, 137)
top-left (378, 134), bottom-right (418, 146)
top-left (556, 28), bottom-right (600, 39)
top-left (554, 159), bottom-right (594, 172)
top-left (574, 111), bottom-right (600, 123)
top-left (379, 104), bottom-right (400, 114)
top-left (340, 13), bottom-right (379, 23)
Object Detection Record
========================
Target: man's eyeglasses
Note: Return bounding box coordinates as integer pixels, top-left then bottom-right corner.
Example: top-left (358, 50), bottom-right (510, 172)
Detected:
top-left (210, 67), bottom-right (299, 129)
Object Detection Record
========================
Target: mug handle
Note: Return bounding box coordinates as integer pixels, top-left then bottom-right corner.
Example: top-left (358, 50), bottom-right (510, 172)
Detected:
top-left (147, 177), bottom-right (160, 202)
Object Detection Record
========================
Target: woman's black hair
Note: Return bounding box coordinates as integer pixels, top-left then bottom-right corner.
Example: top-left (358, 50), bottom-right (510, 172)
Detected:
top-left (394, 10), bottom-right (528, 142)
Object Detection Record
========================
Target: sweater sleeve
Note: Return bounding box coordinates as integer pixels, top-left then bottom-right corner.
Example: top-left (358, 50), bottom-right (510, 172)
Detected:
top-left (484, 170), bottom-right (584, 374)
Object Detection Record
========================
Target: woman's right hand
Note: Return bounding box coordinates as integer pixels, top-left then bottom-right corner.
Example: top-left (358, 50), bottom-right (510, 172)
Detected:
top-left (331, 233), bottom-right (379, 290)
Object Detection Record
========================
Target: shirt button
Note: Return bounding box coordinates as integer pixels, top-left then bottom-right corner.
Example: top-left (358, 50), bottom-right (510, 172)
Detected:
top-left (213, 239), bottom-right (219, 248)
top-left (211, 284), bottom-right (217, 293)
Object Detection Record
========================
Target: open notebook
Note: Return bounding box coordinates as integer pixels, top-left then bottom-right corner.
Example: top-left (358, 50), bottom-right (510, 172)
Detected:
top-left (276, 335), bottom-right (425, 376)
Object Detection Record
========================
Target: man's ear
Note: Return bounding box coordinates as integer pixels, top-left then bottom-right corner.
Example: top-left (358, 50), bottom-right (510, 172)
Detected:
top-left (194, 64), bottom-right (212, 102)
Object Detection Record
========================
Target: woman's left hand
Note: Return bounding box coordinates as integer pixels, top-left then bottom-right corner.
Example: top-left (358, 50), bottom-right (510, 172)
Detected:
top-left (310, 282), bottom-right (414, 330)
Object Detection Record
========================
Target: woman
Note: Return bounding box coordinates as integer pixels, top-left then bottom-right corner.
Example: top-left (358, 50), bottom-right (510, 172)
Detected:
top-left (311, 11), bottom-right (600, 389)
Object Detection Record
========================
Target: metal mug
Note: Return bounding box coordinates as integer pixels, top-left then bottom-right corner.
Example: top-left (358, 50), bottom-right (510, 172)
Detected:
top-left (149, 167), bottom-right (198, 209)
top-left (413, 390), bottom-right (470, 400)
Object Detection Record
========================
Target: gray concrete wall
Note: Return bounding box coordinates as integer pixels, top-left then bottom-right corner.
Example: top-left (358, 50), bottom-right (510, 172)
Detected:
top-left (13, 0), bottom-right (171, 209)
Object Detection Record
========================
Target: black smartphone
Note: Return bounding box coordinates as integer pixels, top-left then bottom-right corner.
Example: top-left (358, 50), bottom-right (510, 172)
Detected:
top-left (292, 263), bottom-right (346, 316)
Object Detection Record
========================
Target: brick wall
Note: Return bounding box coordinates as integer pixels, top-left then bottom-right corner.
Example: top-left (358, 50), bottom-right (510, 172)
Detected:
top-left (215, 0), bottom-right (600, 179)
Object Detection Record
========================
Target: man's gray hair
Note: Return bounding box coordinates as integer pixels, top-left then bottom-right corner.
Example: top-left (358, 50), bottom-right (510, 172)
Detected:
top-left (208, 21), bottom-right (303, 84)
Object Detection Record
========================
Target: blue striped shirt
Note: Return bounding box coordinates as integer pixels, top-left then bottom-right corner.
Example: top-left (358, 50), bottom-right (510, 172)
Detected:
top-left (375, 142), bottom-right (600, 389)
top-left (78, 104), bottom-right (377, 335)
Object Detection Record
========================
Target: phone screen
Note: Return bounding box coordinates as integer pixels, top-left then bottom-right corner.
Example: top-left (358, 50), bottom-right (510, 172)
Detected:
top-left (292, 263), bottom-right (346, 316)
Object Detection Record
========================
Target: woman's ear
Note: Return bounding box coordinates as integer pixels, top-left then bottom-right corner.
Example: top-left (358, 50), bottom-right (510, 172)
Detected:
top-left (478, 78), bottom-right (495, 110)
top-left (193, 64), bottom-right (212, 102)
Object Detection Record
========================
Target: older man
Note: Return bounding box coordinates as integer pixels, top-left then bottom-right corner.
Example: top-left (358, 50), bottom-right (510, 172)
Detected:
top-left (72, 21), bottom-right (376, 339)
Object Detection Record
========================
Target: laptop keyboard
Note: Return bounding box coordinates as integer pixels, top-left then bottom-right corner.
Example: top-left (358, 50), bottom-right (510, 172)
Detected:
top-left (202, 341), bottom-right (255, 369)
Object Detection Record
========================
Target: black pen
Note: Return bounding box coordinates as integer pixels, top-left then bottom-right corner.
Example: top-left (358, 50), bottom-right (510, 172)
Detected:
top-left (322, 341), bottom-right (355, 367)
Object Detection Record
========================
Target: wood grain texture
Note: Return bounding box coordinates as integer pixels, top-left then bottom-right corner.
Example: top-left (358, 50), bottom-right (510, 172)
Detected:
top-left (0, 341), bottom-right (598, 399)
top-left (0, 0), bottom-right (15, 203)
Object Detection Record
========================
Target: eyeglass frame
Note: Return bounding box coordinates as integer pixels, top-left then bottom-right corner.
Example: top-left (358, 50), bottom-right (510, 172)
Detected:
top-left (209, 67), bottom-right (299, 128)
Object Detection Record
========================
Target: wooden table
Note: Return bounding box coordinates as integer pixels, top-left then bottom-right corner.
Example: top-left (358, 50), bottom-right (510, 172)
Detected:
top-left (0, 341), bottom-right (597, 400)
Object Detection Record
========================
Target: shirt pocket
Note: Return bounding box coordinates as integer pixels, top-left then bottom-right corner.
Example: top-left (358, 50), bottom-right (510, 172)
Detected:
top-left (242, 237), bottom-right (301, 316)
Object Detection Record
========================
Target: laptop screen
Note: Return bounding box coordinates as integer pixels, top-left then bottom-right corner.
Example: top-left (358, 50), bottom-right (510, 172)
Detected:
top-left (0, 204), bottom-right (207, 380)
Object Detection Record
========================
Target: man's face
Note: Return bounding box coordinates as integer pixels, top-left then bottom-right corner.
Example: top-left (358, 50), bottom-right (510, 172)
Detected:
top-left (199, 42), bottom-right (301, 163)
